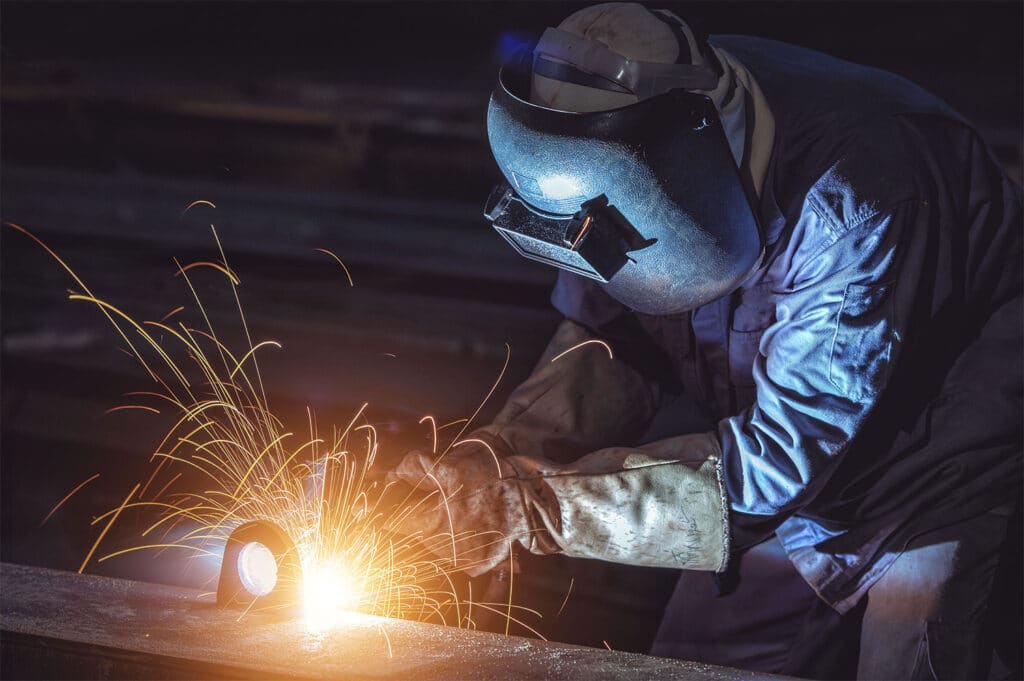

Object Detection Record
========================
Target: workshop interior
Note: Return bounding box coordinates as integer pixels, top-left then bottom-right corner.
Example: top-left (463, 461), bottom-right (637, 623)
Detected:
top-left (1, 2), bottom-right (1021, 679)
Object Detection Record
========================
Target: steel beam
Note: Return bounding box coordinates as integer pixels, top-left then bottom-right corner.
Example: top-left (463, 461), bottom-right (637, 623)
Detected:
top-left (1, 563), bottom-right (789, 680)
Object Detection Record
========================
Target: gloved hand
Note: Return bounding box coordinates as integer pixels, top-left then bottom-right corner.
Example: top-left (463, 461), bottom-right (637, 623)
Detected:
top-left (384, 445), bottom-right (537, 577)
top-left (385, 431), bottom-right (730, 576)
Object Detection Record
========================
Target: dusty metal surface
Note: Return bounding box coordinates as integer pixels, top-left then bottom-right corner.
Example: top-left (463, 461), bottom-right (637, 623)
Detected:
top-left (0, 563), bottom-right (790, 680)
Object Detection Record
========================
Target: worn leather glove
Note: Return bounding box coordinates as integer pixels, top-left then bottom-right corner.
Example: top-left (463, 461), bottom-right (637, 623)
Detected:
top-left (384, 446), bottom-right (536, 577)
top-left (385, 431), bottom-right (730, 576)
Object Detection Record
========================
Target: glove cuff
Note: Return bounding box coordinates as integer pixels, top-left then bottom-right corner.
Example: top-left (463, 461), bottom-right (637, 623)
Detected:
top-left (504, 456), bottom-right (566, 556)
top-left (507, 432), bottom-right (730, 571)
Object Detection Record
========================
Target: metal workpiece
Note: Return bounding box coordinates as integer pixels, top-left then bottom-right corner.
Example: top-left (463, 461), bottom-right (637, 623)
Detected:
top-left (1, 563), bottom-right (790, 680)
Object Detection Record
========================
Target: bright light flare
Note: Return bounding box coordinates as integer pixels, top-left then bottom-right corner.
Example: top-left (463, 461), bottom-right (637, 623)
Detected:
top-left (537, 174), bottom-right (582, 201)
top-left (8, 221), bottom-right (551, 645)
top-left (302, 562), bottom-right (359, 632)
top-left (237, 542), bottom-right (278, 597)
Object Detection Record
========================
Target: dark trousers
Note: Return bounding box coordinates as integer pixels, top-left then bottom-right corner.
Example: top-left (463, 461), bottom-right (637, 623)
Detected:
top-left (650, 507), bottom-right (1013, 680)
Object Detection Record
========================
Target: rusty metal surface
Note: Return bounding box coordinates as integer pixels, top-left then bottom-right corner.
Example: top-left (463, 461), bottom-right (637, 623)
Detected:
top-left (0, 562), bottom-right (791, 680)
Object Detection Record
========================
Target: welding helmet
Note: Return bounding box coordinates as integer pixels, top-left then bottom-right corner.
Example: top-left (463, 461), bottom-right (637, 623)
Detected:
top-left (484, 8), bottom-right (763, 315)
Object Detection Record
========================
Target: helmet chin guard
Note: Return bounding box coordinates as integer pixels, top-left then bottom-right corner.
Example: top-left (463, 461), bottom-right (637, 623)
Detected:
top-left (485, 65), bottom-right (763, 315)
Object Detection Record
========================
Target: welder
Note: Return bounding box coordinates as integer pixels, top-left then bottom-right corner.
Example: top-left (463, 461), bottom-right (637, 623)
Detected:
top-left (388, 4), bottom-right (1022, 678)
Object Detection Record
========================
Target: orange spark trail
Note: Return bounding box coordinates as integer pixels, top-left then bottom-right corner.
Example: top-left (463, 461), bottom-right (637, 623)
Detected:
top-left (505, 546), bottom-right (514, 636)
top-left (160, 305), bottom-right (185, 322)
top-left (441, 343), bottom-right (511, 457)
top-left (182, 199), bottom-right (217, 216)
top-left (436, 418), bottom-right (469, 432)
top-left (549, 338), bottom-right (614, 363)
top-left (79, 483), bottom-right (140, 574)
top-left (315, 248), bottom-right (355, 287)
top-left (152, 473), bottom-right (183, 501)
top-left (105, 405), bottom-right (161, 415)
top-left (4, 222), bottom-right (161, 383)
top-left (419, 415), bottom-right (438, 454)
top-left (40, 474), bottom-right (101, 527)
top-left (451, 438), bottom-right (503, 476)
top-left (175, 260), bottom-right (240, 286)
top-left (229, 340), bottom-right (282, 379)
top-left (555, 577), bottom-right (575, 619)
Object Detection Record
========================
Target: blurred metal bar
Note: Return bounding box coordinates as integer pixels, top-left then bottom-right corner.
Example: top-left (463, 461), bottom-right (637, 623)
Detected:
top-left (1, 165), bottom-right (551, 286)
top-left (0, 563), bottom-right (790, 680)
top-left (3, 61), bottom-right (485, 139)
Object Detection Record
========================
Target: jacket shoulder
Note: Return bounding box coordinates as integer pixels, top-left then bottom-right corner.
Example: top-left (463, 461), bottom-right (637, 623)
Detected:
top-left (800, 114), bottom-right (960, 242)
top-left (779, 115), bottom-right (950, 281)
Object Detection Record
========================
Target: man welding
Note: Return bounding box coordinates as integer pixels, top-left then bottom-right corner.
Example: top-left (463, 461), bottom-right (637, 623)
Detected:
top-left (388, 4), bottom-right (1022, 678)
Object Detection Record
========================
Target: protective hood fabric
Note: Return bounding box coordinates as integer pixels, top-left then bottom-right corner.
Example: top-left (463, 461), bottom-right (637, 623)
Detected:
top-left (701, 46), bottom-right (776, 197)
top-left (530, 3), bottom-right (698, 112)
top-left (526, 4), bottom-right (775, 199)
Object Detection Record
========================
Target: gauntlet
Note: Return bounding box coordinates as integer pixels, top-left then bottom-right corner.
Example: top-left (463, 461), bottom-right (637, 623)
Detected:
top-left (387, 432), bottom-right (729, 575)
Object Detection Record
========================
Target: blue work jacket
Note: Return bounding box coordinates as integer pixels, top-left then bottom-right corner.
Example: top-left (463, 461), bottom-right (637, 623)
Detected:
top-left (551, 36), bottom-right (1022, 612)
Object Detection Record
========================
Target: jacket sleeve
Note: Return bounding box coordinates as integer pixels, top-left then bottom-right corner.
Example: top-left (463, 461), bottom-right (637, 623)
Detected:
top-left (718, 199), bottom-right (921, 543)
top-left (457, 316), bottom-right (661, 465)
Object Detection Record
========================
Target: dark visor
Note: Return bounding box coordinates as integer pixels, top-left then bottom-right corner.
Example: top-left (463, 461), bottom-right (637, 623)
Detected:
top-left (484, 183), bottom-right (654, 283)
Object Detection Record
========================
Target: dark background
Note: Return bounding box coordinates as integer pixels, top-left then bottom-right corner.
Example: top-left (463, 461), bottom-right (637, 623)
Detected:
top-left (2, 0), bottom-right (1021, 654)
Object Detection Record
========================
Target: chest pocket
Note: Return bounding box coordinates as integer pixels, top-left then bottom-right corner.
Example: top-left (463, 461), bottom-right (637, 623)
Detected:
top-left (828, 282), bottom-right (895, 401)
top-left (728, 280), bottom-right (776, 411)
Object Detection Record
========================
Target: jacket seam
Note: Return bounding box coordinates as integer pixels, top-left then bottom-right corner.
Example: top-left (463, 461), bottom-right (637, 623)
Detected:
top-left (799, 196), bottom-right (924, 275)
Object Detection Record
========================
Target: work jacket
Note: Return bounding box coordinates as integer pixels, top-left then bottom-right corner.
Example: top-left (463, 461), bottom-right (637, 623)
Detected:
top-left (544, 36), bottom-right (1022, 612)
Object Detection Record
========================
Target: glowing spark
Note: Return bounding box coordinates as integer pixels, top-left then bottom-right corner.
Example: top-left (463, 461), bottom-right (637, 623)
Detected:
top-left (79, 483), bottom-right (140, 574)
top-left (104, 405), bottom-right (161, 415)
top-left (556, 577), bottom-right (575, 619)
top-left (182, 199), bottom-right (217, 216)
top-left (5, 222), bottom-right (161, 383)
top-left (151, 473), bottom-right (183, 501)
top-left (315, 248), bottom-right (355, 287)
top-left (97, 543), bottom-right (219, 563)
top-left (40, 473), bottom-right (101, 527)
top-left (442, 343), bottom-right (511, 456)
top-left (377, 624), bottom-right (394, 659)
top-left (436, 418), bottom-right (469, 433)
top-left (66, 293), bottom-right (190, 385)
top-left (505, 546), bottom-right (514, 636)
top-left (603, 640), bottom-right (613, 651)
top-left (228, 340), bottom-right (282, 379)
top-left (549, 339), bottom-right (614, 363)
top-left (419, 415), bottom-right (438, 454)
top-left (425, 472), bottom-right (458, 567)
top-left (451, 438), bottom-right (503, 476)
top-left (160, 305), bottom-right (185, 322)
top-left (175, 260), bottom-right (240, 286)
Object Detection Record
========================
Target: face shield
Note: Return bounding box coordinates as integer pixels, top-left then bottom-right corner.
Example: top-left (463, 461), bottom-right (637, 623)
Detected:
top-left (484, 32), bottom-right (764, 315)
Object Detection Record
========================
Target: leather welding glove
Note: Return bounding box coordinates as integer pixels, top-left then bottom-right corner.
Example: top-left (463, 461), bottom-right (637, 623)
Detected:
top-left (386, 431), bottom-right (729, 574)
top-left (383, 447), bottom-right (534, 577)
